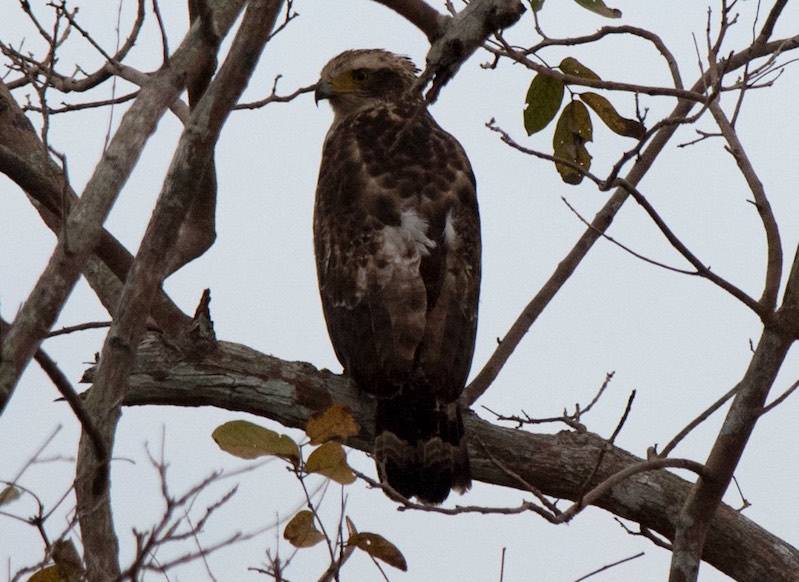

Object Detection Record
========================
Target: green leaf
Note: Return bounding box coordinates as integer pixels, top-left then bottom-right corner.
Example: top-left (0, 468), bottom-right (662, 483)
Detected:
top-left (212, 420), bottom-right (300, 465)
top-left (523, 73), bottom-right (564, 135)
top-left (284, 510), bottom-right (326, 548)
top-left (305, 441), bottom-right (356, 484)
top-left (559, 57), bottom-right (601, 81)
top-left (0, 485), bottom-right (21, 506)
top-left (580, 92), bottom-right (645, 138)
top-left (305, 404), bottom-right (360, 445)
top-left (349, 532), bottom-right (408, 571)
top-left (552, 100), bottom-right (593, 184)
top-left (572, 0), bottom-right (622, 18)
top-left (528, 0), bottom-right (545, 11)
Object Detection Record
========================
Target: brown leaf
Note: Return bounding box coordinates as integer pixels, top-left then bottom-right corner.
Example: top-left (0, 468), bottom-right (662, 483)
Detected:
top-left (306, 404), bottom-right (360, 445)
top-left (349, 532), bottom-right (408, 571)
top-left (580, 92), bottom-right (645, 139)
top-left (0, 485), bottom-right (21, 506)
top-left (283, 510), bottom-right (325, 548)
top-left (552, 100), bottom-right (593, 184)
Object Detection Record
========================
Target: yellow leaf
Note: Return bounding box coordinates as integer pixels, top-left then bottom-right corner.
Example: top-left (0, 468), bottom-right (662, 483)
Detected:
top-left (305, 441), bottom-right (356, 485)
top-left (349, 532), bottom-right (408, 572)
top-left (552, 100), bottom-right (593, 184)
top-left (27, 566), bottom-right (62, 582)
top-left (306, 404), bottom-right (360, 445)
top-left (580, 92), bottom-right (645, 139)
top-left (212, 420), bottom-right (300, 465)
top-left (283, 510), bottom-right (325, 548)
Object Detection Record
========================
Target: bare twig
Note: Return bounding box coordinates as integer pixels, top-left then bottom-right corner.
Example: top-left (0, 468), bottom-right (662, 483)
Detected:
top-left (561, 196), bottom-right (696, 275)
top-left (33, 347), bottom-right (106, 462)
top-left (579, 391), bottom-right (636, 495)
top-left (614, 518), bottom-right (673, 550)
top-left (761, 377), bottom-right (799, 415)
top-left (152, 0), bottom-right (170, 64)
top-left (46, 321), bottom-right (112, 338)
top-left (708, 100), bottom-right (782, 310)
top-left (235, 79), bottom-right (316, 109)
top-left (622, 183), bottom-right (765, 316)
top-left (573, 552), bottom-right (645, 582)
top-left (659, 384), bottom-right (738, 458)
top-left (482, 371), bottom-right (615, 432)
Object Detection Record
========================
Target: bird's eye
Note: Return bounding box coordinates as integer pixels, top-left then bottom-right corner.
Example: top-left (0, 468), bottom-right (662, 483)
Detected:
top-left (352, 69), bottom-right (369, 82)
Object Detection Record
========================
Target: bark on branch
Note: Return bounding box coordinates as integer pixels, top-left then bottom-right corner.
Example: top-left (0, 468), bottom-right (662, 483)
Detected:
top-left (94, 334), bottom-right (799, 582)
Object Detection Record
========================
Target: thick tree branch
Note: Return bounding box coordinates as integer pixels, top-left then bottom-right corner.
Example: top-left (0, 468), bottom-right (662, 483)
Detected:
top-left (74, 1), bottom-right (283, 579)
top-left (370, 0), bottom-right (448, 42)
top-left (668, 328), bottom-right (792, 582)
top-left (418, 0), bottom-right (525, 101)
top-left (89, 334), bottom-right (799, 582)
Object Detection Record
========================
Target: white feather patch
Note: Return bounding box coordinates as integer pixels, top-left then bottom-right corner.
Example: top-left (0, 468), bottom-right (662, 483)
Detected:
top-left (400, 209), bottom-right (436, 256)
top-left (443, 209), bottom-right (457, 248)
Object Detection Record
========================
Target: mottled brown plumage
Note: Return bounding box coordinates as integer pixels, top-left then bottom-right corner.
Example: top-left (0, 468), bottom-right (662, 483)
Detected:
top-left (313, 49), bottom-right (480, 504)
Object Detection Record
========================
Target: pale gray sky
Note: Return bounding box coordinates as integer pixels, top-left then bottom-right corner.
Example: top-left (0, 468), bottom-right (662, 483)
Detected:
top-left (2, 1), bottom-right (798, 580)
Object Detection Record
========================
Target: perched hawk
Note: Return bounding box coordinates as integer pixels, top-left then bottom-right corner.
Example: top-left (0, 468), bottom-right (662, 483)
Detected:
top-left (313, 49), bottom-right (481, 504)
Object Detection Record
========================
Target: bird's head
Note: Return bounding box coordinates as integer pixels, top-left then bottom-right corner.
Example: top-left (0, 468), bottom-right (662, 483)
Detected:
top-left (315, 49), bottom-right (420, 118)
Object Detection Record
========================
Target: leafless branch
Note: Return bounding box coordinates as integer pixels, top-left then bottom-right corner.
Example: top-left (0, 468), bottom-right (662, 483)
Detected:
top-left (561, 196), bottom-right (697, 275)
top-left (709, 100), bottom-right (782, 310)
top-left (659, 384), bottom-right (738, 458)
top-left (761, 377), bottom-right (799, 415)
top-left (572, 552), bottom-right (645, 582)
top-left (33, 347), bottom-right (106, 463)
top-left (614, 518), bottom-right (673, 550)
top-left (622, 183), bottom-right (765, 315)
top-left (500, 24), bottom-right (684, 91)
top-left (152, 0), bottom-right (170, 64)
top-left (579, 390), bottom-right (637, 495)
top-left (481, 371), bottom-right (615, 432)
top-left (46, 322), bottom-right (112, 338)
top-left (5, 0), bottom-right (146, 93)
top-left (235, 79), bottom-right (316, 109)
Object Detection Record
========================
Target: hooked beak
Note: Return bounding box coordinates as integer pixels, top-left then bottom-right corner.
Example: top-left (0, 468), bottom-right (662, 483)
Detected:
top-left (314, 80), bottom-right (332, 105)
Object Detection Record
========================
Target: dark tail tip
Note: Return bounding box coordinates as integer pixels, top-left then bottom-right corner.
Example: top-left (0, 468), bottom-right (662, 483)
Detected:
top-left (374, 399), bottom-right (471, 504)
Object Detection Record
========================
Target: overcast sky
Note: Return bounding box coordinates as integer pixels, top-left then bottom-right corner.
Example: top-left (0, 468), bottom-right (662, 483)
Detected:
top-left (2, 1), bottom-right (799, 580)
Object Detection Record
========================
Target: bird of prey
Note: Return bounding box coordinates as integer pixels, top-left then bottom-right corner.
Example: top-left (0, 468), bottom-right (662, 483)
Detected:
top-left (313, 49), bottom-right (481, 504)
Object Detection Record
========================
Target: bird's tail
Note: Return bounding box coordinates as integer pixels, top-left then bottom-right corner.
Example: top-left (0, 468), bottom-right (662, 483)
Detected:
top-left (373, 389), bottom-right (471, 504)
